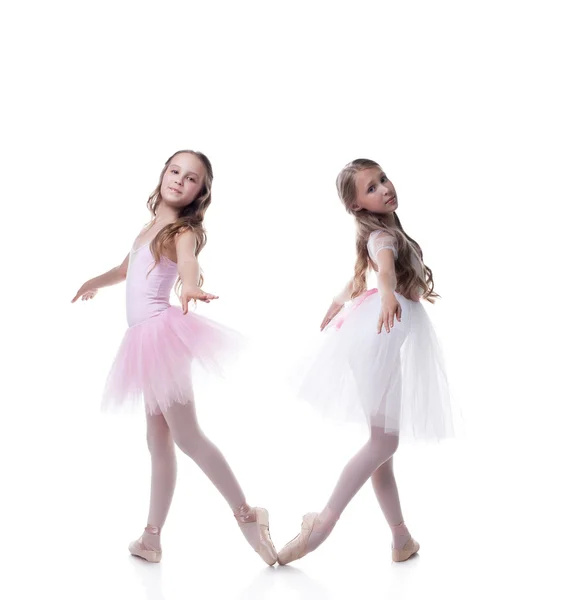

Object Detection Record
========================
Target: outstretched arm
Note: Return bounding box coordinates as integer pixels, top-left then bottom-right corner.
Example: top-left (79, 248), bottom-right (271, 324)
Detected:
top-left (175, 230), bottom-right (219, 313)
top-left (319, 278), bottom-right (354, 330)
top-left (71, 253), bottom-right (129, 302)
top-left (373, 249), bottom-right (401, 334)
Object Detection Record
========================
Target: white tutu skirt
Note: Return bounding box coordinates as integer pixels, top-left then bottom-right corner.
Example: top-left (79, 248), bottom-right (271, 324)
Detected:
top-left (296, 289), bottom-right (455, 441)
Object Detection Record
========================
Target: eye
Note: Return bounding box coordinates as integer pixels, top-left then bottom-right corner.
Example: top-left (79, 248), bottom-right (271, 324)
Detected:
top-left (368, 185), bottom-right (376, 193)
top-left (171, 169), bottom-right (179, 174)
top-left (187, 176), bottom-right (196, 182)
top-left (380, 175), bottom-right (388, 183)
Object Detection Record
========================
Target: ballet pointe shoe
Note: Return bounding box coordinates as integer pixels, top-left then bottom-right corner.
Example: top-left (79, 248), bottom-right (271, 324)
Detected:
top-left (129, 525), bottom-right (162, 563)
top-left (234, 505), bottom-right (278, 566)
top-left (392, 537), bottom-right (420, 562)
top-left (277, 512), bottom-right (319, 566)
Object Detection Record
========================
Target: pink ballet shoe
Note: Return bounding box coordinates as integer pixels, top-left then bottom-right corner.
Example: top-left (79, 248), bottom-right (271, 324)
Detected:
top-left (234, 506), bottom-right (278, 566)
top-left (277, 512), bottom-right (319, 566)
top-left (392, 537), bottom-right (420, 562)
top-left (129, 526), bottom-right (162, 563)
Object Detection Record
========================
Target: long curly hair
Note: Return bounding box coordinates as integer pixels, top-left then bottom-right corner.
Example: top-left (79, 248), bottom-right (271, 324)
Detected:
top-left (147, 149), bottom-right (213, 290)
top-left (336, 158), bottom-right (439, 303)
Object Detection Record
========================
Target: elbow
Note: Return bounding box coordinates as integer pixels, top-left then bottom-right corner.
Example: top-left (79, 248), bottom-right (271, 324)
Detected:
top-left (117, 266), bottom-right (128, 280)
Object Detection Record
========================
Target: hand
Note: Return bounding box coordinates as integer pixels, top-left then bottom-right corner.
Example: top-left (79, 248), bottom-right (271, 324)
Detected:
top-left (320, 300), bottom-right (344, 331)
top-left (377, 293), bottom-right (401, 334)
top-left (71, 282), bottom-right (99, 303)
top-left (181, 284), bottom-right (219, 314)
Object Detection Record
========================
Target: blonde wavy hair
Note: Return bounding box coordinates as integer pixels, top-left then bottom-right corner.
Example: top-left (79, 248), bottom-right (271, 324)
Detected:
top-left (147, 149), bottom-right (213, 290)
top-left (336, 158), bottom-right (439, 303)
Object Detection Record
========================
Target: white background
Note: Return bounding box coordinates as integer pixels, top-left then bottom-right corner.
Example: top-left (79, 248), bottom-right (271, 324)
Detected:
top-left (1, 1), bottom-right (566, 598)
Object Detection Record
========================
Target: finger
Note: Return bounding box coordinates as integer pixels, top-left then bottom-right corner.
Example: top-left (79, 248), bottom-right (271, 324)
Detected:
top-left (377, 316), bottom-right (383, 334)
top-left (182, 296), bottom-right (188, 314)
top-left (397, 305), bottom-right (402, 321)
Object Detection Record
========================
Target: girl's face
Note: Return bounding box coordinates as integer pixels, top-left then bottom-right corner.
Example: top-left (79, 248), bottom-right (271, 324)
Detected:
top-left (160, 152), bottom-right (206, 208)
top-left (353, 167), bottom-right (398, 214)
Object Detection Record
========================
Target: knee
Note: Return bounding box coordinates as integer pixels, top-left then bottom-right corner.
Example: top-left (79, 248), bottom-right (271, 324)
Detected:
top-left (374, 457), bottom-right (395, 483)
top-left (147, 426), bottom-right (173, 456)
top-left (171, 425), bottom-right (207, 458)
top-left (369, 428), bottom-right (400, 461)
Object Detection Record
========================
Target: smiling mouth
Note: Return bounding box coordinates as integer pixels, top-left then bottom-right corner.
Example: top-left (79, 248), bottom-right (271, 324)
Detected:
top-left (386, 197), bottom-right (396, 205)
top-left (169, 187), bottom-right (182, 194)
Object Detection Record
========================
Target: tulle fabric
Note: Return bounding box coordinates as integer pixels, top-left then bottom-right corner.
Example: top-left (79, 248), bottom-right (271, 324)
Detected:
top-left (295, 290), bottom-right (454, 441)
top-left (368, 230), bottom-right (399, 260)
top-left (103, 306), bottom-right (243, 415)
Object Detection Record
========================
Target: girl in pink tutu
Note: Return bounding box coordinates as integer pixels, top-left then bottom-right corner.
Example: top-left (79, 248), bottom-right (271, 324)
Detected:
top-left (72, 150), bottom-right (277, 566)
top-left (278, 158), bottom-right (454, 565)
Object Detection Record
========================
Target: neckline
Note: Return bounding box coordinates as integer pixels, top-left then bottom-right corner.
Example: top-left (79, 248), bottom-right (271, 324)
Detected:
top-left (131, 240), bottom-right (151, 254)
top-left (130, 240), bottom-right (177, 265)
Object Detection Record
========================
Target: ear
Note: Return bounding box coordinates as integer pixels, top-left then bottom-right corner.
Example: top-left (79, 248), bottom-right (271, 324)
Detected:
top-left (352, 205), bottom-right (362, 212)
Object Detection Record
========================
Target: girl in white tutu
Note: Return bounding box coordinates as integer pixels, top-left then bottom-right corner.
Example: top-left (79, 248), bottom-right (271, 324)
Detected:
top-left (278, 158), bottom-right (454, 565)
top-left (72, 150), bottom-right (277, 566)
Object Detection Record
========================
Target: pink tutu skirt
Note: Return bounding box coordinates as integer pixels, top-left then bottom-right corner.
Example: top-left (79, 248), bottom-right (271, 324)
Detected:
top-left (103, 306), bottom-right (243, 415)
top-left (296, 289), bottom-right (455, 441)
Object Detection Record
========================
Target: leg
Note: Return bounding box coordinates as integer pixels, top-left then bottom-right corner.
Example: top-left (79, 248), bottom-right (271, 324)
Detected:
top-left (369, 357), bottom-right (415, 554)
top-left (307, 426), bottom-right (400, 551)
top-left (146, 412), bottom-right (178, 531)
top-left (129, 412), bottom-right (177, 562)
top-left (371, 457), bottom-right (411, 550)
top-left (162, 399), bottom-right (246, 510)
top-left (278, 426), bottom-right (399, 564)
top-left (162, 398), bottom-right (277, 565)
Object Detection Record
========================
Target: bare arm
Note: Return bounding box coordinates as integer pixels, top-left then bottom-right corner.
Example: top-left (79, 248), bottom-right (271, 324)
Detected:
top-left (175, 229), bottom-right (201, 288)
top-left (174, 230), bottom-right (218, 313)
top-left (71, 254), bottom-right (129, 302)
top-left (90, 254), bottom-right (129, 288)
top-left (375, 250), bottom-right (397, 299)
top-left (319, 278), bottom-right (354, 330)
top-left (333, 278), bottom-right (355, 305)
top-left (374, 249), bottom-right (401, 333)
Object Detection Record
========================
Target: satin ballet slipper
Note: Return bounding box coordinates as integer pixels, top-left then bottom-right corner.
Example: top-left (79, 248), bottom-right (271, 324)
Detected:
top-left (234, 505), bottom-right (278, 566)
top-left (277, 512), bottom-right (319, 566)
top-left (129, 525), bottom-right (162, 563)
top-left (392, 537), bottom-right (420, 562)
